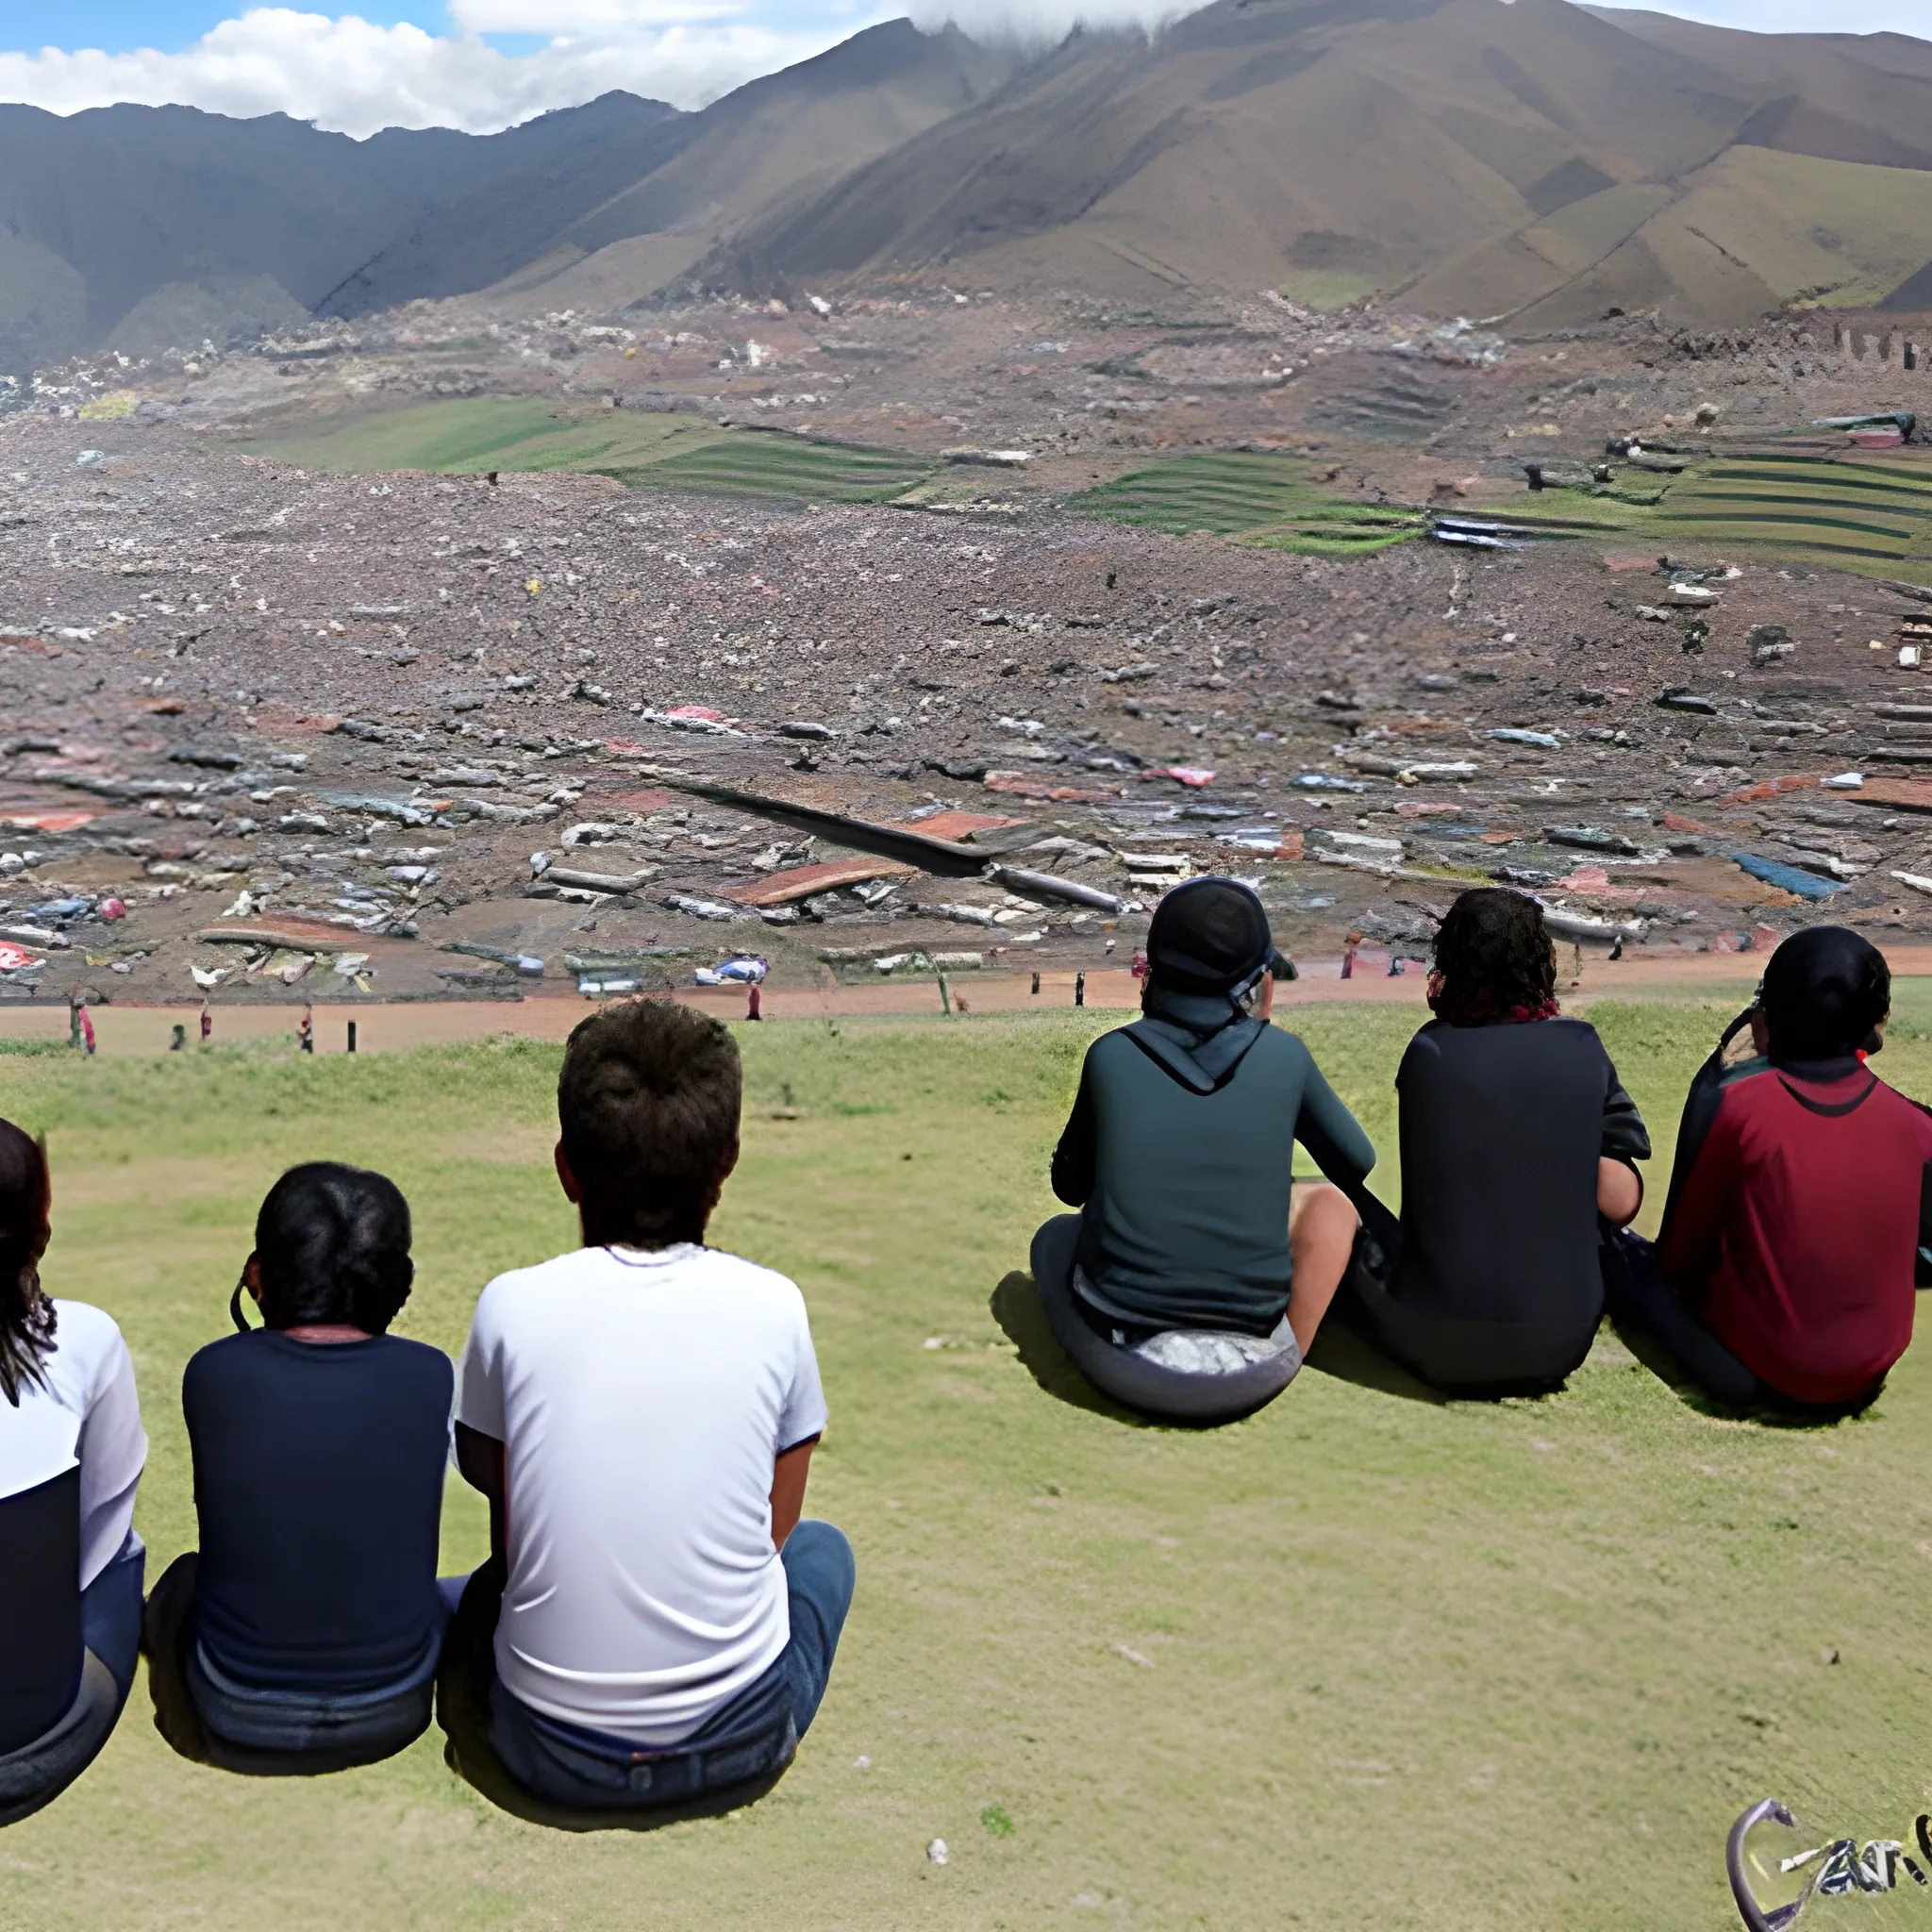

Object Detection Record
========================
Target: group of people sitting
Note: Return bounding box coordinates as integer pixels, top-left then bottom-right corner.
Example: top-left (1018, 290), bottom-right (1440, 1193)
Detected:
top-left (4, 881), bottom-right (1925, 1830)
top-left (1, 999), bottom-right (851, 1826)
top-left (1034, 879), bottom-right (1932, 1423)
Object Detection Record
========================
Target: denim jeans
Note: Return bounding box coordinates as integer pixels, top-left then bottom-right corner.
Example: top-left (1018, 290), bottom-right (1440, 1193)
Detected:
top-left (143, 1552), bottom-right (441, 1771)
top-left (456, 1520), bottom-right (855, 1815)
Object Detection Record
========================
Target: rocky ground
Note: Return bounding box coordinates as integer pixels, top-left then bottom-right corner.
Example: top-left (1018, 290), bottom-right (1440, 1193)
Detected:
top-left (5, 291), bottom-right (1932, 1011)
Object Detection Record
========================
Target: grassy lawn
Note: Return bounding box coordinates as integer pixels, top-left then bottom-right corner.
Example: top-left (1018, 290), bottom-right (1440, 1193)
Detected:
top-left (5, 1001), bottom-right (1932, 1928)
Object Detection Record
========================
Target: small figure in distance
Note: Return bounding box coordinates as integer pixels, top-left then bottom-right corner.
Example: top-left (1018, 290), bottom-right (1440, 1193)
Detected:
top-left (746, 982), bottom-right (762, 1023)
top-left (441, 999), bottom-right (851, 1821)
top-left (77, 1007), bottom-right (95, 1058)
top-left (1033, 878), bottom-right (1362, 1424)
top-left (1337, 890), bottom-right (1650, 1396)
top-left (170, 1024), bottom-right (188, 1054)
top-left (0, 1119), bottom-right (148, 1827)
top-left (1606, 926), bottom-right (1932, 1417)
top-left (1341, 932), bottom-right (1360, 981)
top-left (142, 1164), bottom-right (454, 1773)
top-left (297, 1006), bottom-right (314, 1056)
top-left (199, 1000), bottom-right (212, 1047)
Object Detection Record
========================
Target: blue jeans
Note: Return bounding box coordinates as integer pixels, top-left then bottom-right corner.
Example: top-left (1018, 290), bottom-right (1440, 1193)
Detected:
top-left (143, 1552), bottom-right (441, 1770)
top-left (479, 1521), bottom-right (856, 1812)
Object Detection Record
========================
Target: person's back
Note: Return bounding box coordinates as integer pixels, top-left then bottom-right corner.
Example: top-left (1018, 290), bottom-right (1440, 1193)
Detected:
top-left (1060, 1024), bottom-right (1365, 1338)
top-left (1660, 1058), bottom-right (1932, 1404)
top-left (1341, 890), bottom-right (1649, 1394)
top-left (1396, 1016), bottom-right (1641, 1329)
top-left (446, 997), bottom-right (851, 1815)
top-left (462, 1243), bottom-right (823, 1741)
top-left (1651, 926), bottom-right (1932, 1407)
top-left (184, 1325), bottom-right (449, 1692)
top-left (0, 1120), bottom-right (147, 1824)
top-left (143, 1162), bottom-right (452, 1769)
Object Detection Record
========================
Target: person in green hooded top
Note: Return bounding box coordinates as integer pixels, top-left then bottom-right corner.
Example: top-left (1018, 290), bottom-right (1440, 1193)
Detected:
top-left (1031, 879), bottom-right (1372, 1422)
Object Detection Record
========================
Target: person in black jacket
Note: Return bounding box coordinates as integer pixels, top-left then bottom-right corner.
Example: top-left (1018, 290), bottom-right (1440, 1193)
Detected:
top-left (1340, 890), bottom-right (1650, 1395)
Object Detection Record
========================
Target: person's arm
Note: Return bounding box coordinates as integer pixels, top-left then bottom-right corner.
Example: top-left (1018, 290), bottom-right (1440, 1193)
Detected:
top-left (1655, 1093), bottom-right (1743, 1302)
top-left (771, 1434), bottom-right (821, 1551)
top-left (75, 1323), bottom-right (147, 1588)
top-left (455, 1422), bottom-right (508, 1567)
top-left (1597, 1058), bottom-right (1651, 1227)
top-left (1050, 1058), bottom-right (1098, 1207)
top-left (1293, 1053), bottom-right (1377, 1195)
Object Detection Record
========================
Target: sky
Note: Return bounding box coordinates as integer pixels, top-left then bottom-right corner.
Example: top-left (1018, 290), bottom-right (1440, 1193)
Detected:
top-left (0, 0), bottom-right (1922, 138)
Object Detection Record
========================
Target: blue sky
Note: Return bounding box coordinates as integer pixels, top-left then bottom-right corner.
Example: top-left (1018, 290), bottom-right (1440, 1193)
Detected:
top-left (0, 2), bottom-right (1922, 139)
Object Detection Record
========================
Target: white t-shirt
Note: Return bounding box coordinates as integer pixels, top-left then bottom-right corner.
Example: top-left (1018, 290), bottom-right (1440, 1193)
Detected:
top-left (0, 1299), bottom-right (147, 1587)
top-left (456, 1243), bottom-right (829, 1747)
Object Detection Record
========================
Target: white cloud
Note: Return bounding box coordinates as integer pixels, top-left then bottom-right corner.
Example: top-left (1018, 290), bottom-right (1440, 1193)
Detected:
top-left (1588, 0), bottom-right (1932, 31)
top-left (0, 6), bottom-right (889, 135)
top-left (913, 0), bottom-right (1196, 36)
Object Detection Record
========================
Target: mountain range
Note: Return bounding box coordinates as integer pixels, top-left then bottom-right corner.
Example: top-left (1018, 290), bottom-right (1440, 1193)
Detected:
top-left (2, 0), bottom-right (1930, 375)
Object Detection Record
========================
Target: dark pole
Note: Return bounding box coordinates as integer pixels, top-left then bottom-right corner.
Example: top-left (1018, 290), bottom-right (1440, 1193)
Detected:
top-left (347, 1021), bottom-right (358, 1055)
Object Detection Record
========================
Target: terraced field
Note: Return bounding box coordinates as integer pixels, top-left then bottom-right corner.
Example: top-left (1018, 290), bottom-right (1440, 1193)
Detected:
top-left (1067, 450), bottom-right (1427, 557)
top-left (239, 398), bottom-right (939, 505)
top-left (1651, 453), bottom-right (1932, 573)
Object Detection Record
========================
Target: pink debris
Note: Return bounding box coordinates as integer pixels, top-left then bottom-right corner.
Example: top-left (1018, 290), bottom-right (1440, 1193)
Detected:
top-left (664, 705), bottom-right (728, 724)
top-left (1151, 766), bottom-right (1216, 788)
top-left (98, 898), bottom-right (126, 921)
top-left (0, 942), bottom-right (40, 971)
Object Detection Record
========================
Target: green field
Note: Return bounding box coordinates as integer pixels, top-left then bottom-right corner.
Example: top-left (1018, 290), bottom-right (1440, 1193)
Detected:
top-left (8, 1000), bottom-right (1932, 1928)
top-left (1068, 451), bottom-right (1428, 557)
top-left (239, 397), bottom-right (939, 506)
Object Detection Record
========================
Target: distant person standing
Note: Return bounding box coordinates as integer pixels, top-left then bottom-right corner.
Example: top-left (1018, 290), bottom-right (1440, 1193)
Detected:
top-left (199, 1002), bottom-right (212, 1047)
top-left (1341, 934), bottom-right (1360, 981)
top-left (78, 1008), bottom-right (96, 1058)
top-left (297, 1008), bottom-right (314, 1057)
top-left (1074, 972), bottom-right (1087, 1009)
top-left (170, 1025), bottom-right (188, 1054)
top-left (746, 984), bottom-right (762, 1024)
top-left (67, 994), bottom-right (82, 1052)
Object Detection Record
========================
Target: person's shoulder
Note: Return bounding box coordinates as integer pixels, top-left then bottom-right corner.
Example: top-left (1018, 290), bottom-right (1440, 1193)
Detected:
top-left (475, 1247), bottom-right (600, 1310)
top-left (375, 1332), bottom-right (456, 1386)
top-left (48, 1299), bottom-right (125, 1357)
top-left (691, 1245), bottom-right (808, 1305)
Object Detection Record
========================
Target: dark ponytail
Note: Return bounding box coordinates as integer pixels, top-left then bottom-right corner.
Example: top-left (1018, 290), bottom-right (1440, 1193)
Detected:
top-left (0, 1120), bottom-right (57, 1407)
top-left (253, 1162), bottom-right (414, 1334)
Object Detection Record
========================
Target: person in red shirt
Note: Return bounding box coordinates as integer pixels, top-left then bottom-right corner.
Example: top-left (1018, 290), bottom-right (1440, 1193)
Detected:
top-left (1606, 926), bottom-right (1932, 1415)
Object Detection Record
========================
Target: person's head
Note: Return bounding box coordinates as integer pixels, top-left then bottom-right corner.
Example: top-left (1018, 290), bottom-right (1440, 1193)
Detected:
top-left (1428, 889), bottom-right (1558, 1027)
top-left (247, 1162), bottom-right (414, 1333)
top-left (0, 1120), bottom-right (55, 1406)
top-left (1756, 925), bottom-right (1890, 1063)
top-left (1143, 877), bottom-right (1286, 1016)
top-left (557, 998), bottom-right (742, 1249)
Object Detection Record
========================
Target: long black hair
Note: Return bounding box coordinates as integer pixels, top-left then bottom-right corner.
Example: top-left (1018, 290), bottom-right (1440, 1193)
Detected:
top-left (1428, 889), bottom-right (1559, 1027)
top-left (0, 1119), bottom-right (57, 1406)
top-left (246, 1163), bottom-right (415, 1333)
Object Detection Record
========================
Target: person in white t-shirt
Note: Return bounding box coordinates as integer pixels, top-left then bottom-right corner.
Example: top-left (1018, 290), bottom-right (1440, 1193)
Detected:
top-left (441, 999), bottom-right (853, 1815)
top-left (0, 1119), bottom-right (147, 1828)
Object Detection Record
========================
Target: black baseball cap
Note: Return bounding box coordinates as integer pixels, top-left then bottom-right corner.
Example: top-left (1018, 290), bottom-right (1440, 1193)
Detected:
top-left (1145, 878), bottom-right (1296, 993)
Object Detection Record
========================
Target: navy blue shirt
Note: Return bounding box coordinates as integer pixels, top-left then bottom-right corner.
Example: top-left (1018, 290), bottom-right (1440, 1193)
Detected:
top-left (182, 1329), bottom-right (452, 1693)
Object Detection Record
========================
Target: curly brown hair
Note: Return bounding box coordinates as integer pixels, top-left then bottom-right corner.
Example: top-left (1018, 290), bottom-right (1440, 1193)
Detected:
top-left (1428, 890), bottom-right (1558, 1027)
top-left (0, 1120), bottom-right (57, 1407)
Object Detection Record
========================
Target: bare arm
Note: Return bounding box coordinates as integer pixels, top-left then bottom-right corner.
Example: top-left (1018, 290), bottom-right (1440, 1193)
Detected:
top-left (771, 1435), bottom-right (820, 1552)
top-left (1597, 1157), bottom-right (1643, 1229)
top-left (455, 1422), bottom-right (508, 1567)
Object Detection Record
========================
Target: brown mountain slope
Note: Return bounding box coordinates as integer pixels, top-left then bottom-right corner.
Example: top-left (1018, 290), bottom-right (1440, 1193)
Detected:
top-left (454, 22), bottom-right (1025, 317)
top-left (691, 0), bottom-right (1932, 325)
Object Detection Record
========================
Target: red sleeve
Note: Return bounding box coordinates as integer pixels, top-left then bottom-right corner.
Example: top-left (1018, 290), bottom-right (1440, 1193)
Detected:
top-left (1657, 1090), bottom-right (1743, 1300)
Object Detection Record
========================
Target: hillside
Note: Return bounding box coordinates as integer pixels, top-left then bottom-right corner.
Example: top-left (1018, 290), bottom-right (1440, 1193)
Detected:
top-left (323, 22), bottom-right (1022, 321)
top-left (0, 92), bottom-right (681, 374)
top-left (697, 0), bottom-right (1932, 326)
top-left (4, 1), bottom-right (1932, 366)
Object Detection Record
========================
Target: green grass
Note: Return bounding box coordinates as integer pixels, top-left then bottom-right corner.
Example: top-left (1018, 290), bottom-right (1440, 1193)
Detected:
top-left (237, 398), bottom-right (939, 507)
top-left (1069, 451), bottom-right (1427, 557)
top-left (8, 1002), bottom-right (1932, 1928)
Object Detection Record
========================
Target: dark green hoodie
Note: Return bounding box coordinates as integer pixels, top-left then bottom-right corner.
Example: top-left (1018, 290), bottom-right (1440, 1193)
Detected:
top-left (1051, 998), bottom-right (1376, 1337)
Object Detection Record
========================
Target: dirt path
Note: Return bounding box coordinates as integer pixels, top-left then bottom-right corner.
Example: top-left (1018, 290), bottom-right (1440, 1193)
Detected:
top-left (4, 943), bottom-right (1907, 1055)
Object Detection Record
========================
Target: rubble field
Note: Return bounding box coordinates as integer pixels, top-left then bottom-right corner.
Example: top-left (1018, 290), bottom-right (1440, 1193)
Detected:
top-left (6, 291), bottom-right (1932, 1011)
